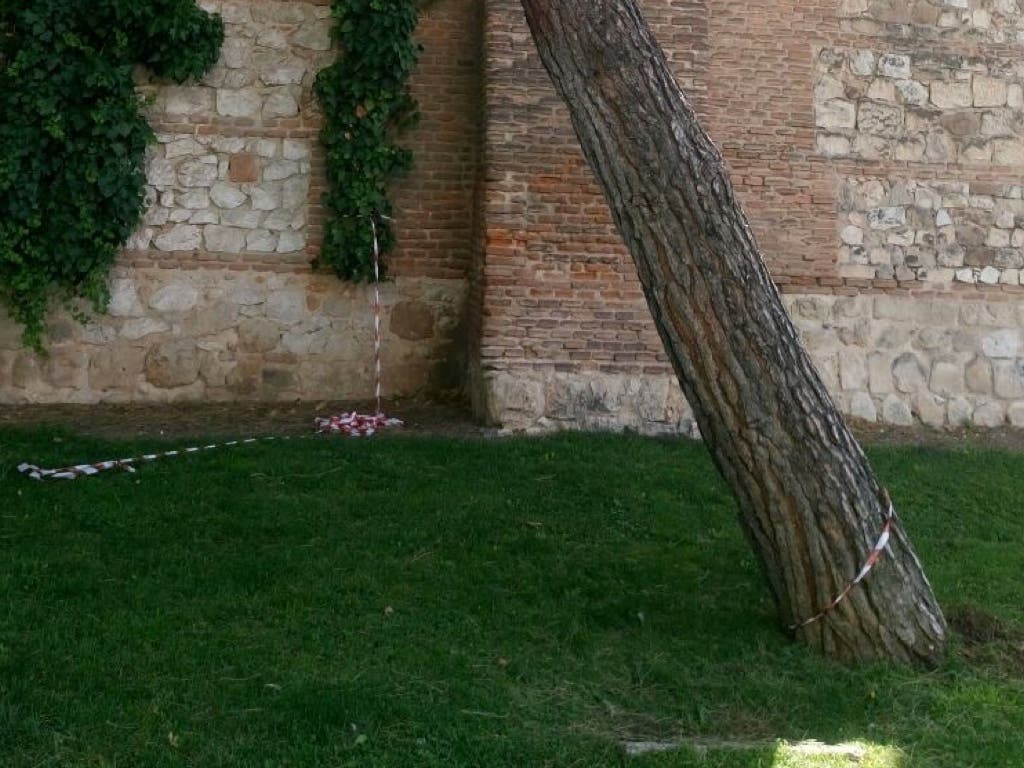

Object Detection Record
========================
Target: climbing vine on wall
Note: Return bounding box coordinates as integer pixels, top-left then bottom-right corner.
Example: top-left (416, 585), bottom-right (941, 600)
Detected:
top-left (314, 0), bottom-right (422, 282)
top-left (0, 0), bottom-right (223, 350)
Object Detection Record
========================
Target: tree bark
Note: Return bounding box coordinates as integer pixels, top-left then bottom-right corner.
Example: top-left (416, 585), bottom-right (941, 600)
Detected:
top-left (520, 0), bottom-right (946, 664)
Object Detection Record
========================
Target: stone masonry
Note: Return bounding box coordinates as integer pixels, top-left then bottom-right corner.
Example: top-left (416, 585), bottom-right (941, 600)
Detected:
top-left (0, 0), bottom-right (479, 404)
top-left (469, 0), bottom-right (1024, 433)
top-left (8, 0), bottom-right (1024, 433)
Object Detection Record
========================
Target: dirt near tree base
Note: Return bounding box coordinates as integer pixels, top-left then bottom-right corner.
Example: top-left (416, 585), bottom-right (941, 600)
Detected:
top-left (849, 419), bottom-right (1024, 453)
top-left (0, 397), bottom-right (488, 442)
top-left (948, 605), bottom-right (1024, 678)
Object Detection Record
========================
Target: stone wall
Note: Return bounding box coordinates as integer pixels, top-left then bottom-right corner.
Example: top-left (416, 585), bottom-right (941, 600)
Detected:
top-left (487, 293), bottom-right (1024, 433)
top-left (838, 176), bottom-right (1024, 283)
top-left (471, 0), bottom-right (1024, 434)
top-left (11, 0), bottom-right (1024, 431)
top-left (815, 46), bottom-right (1024, 164)
top-left (840, 0), bottom-right (1024, 43)
top-left (0, 0), bottom-right (481, 404)
top-left (0, 270), bottom-right (463, 403)
top-left (791, 293), bottom-right (1024, 428)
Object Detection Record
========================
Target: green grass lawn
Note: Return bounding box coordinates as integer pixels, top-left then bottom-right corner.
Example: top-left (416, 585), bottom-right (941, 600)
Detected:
top-left (0, 429), bottom-right (1021, 767)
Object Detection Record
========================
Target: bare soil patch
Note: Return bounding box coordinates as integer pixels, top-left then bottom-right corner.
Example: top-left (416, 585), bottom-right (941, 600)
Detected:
top-left (949, 605), bottom-right (1024, 678)
top-left (4, 401), bottom-right (1024, 452)
top-left (0, 396), bottom-right (486, 441)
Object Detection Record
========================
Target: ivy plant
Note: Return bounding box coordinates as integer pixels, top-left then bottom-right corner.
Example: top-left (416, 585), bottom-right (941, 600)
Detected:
top-left (314, 0), bottom-right (422, 282)
top-left (0, 0), bottom-right (223, 350)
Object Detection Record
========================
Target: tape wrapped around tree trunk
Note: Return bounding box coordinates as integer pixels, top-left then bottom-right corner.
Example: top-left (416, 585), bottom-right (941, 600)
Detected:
top-left (519, 0), bottom-right (946, 664)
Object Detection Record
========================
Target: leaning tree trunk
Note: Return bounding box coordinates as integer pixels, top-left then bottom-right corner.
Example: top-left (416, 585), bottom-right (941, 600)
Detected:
top-left (520, 0), bottom-right (946, 664)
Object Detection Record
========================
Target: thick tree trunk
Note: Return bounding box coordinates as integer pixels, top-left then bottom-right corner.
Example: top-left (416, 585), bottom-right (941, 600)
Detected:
top-left (520, 0), bottom-right (946, 664)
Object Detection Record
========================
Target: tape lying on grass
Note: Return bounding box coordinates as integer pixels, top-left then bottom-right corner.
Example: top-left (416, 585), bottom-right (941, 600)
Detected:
top-left (18, 413), bottom-right (403, 481)
top-left (18, 218), bottom-right (401, 482)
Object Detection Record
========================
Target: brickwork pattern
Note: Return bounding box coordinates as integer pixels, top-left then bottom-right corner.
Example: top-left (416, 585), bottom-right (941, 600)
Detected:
top-left (474, 0), bottom-right (1024, 431)
top-left (0, 0), bottom-right (480, 403)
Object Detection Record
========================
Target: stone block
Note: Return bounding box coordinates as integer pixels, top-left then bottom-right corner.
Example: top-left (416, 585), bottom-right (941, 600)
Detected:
top-left (205, 225), bottom-right (248, 253)
top-left (263, 161), bottom-right (300, 182)
top-left (250, 185), bottom-right (282, 211)
top-left (868, 352), bottom-right (894, 394)
top-left (895, 79), bottom-right (928, 106)
top-left (878, 54), bottom-right (911, 79)
top-left (873, 296), bottom-right (915, 320)
top-left (1008, 402), bottom-right (1024, 427)
top-left (930, 359), bottom-right (963, 396)
top-left (145, 339), bottom-right (201, 389)
top-left (881, 394), bottom-right (913, 425)
top-left (217, 89), bottom-right (262, 118)
top-left (147, 158), bottom-right (177, 186)
top-left (817, 135), bottom-right (851, 157)
top-left (948, 396), bottom-right (973, 426)
top-left (973, 400), bottom-right (1006, 427)
top-left (839, 347), bottom-right (868, 389)
top-left (154, 225), bottom-right (202, 252)
top-left (974, 75), bottom-right (1008, 107)
top-left (867, 207), bottom-right (906, 229)
top-left (487, 374), bottom-right (544, 425)
top-left (184, 302), bottom-right (237, 337)
top-left (816, 99), bottom-right (856, 130)
top-left (108, 279), bottom-right (143, 318)
top-left (89, 347), bottom-right (145, 391)
top-left (121, 318), bottom-right (171, 341)
top-left (390, 301), bottom-right (435, 341)
top-left (850, 50), bottom-right (875, 76)
top-left (221, 209), bottom-right (263, 228)
top-left (993, 139), bottom-right (1024, 165)
top-left (161, 87), bottom-right (214, 116)
top-left (149, 283), bottom-right (199, 313)
top-left (276, 231), bottom-right (306, 253)
top-left (11, 351), bottom-right (42, 389)
top-left (265, 290), bottom-right (306, 325)
top-left (981, 329), bottom-right (1021, 358)
top-left (849, 391), bottom-right (877, 422)
top-left (282, 140), bottom-right (311, 161)
top-left (931, 81), bottom-right (973, 109)
top-left (290, 23), bottom-right (332, 51)
top-left (247, 229), bottom-right (278, 252)
top-left (263, 91), bottom-right (299, 119)
top-left (178, 160), bottom-right (218, 188)
top-left (993, 360), bottom-right (1024, 398)
top-left (914, 393), bottom-right (946, 428)
top-left (858, 102), bottom-right (903, 137)
top-left (282, 177), bottom-right (308, 209)
top-left (210, 182), bottom-right (247, 209)
top-left (238, 318), bottom-right (281, 352)
top-left (892, 352), bottom-right (927, 393)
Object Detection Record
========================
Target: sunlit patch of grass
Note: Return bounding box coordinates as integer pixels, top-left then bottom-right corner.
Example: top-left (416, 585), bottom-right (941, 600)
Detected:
top-left (774, 740), bottom-right (905, 767)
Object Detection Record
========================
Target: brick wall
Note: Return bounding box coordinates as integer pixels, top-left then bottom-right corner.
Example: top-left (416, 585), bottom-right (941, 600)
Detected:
top-left (9, 0), bottom-right (1024, 428)
top-left (0, 0), bottom-right (481, 404)
top-left (473, 0), bottom-right (1024, 432)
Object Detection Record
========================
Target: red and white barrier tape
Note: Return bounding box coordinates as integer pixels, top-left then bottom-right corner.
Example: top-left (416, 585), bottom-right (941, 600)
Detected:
top-left (371, 218), bottom-right (384, 416)
top-left (19, 436), bottom-right (291, 481)
top-left (789, 497), bottom-right (896, 631)
top-left (18, 217), bottom-right (401, 482)
top-left (315, 412), bottom-right (402, 437)
top-left (17, 412), bottom-right (404, 481)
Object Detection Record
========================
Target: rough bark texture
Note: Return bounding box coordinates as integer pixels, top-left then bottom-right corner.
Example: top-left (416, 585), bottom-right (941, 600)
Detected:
top-left (520, 0), bottom-right (947, 664)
